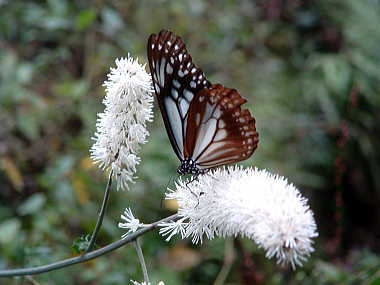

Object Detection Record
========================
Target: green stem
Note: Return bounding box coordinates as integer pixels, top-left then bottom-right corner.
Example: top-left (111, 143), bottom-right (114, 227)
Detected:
top-left (86, 170), bottom-right (113, 253)
top-left (134, 238), bottom-right (150, 284)
top-left (0, 214), bottom-right (179, 277)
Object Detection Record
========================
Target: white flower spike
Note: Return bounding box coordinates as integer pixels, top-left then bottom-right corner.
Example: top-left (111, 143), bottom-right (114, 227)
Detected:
top-left (90, 55), bottom-right (154, 190)
top-left (162, 166), bottom-right (318, 268)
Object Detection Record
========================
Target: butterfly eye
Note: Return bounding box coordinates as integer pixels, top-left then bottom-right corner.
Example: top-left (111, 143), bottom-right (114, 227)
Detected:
top-left (147, 30), bottom-right (258, 175)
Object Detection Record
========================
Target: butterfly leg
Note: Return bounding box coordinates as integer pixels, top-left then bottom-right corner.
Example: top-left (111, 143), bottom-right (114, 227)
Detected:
top-left (185, 174), bottom-right (199, 194)
top-left (198, 168), bottom-right (211, 196)
top-left (185, 174), bottom-right (203, 207)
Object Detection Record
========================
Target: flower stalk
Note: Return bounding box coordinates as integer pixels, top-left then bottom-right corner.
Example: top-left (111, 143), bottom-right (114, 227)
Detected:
top-left (85, 169), bottom-right (113, 252)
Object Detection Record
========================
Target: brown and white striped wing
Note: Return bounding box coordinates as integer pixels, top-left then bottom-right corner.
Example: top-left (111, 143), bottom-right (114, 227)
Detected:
top-left (147, 30), bottom-right (211, 160)
top-left (184, 84), bottom-right (259, 169)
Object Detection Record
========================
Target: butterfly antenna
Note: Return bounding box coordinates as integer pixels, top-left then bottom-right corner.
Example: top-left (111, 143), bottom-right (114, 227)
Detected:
top-left (160, 173), bottom-right (176, 209)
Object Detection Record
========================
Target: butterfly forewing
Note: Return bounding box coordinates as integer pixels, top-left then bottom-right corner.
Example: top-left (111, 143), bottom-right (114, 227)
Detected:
top-left (147, 30), bottom-right (211, 160)
top-left (184, 84), bottom-right (259, 169)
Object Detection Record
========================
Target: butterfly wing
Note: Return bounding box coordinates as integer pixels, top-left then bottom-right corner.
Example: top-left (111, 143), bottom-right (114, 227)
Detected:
top-left (147, 30), bottom-right (211, 160)
top-left (184, 84), bottom-right (259, 169)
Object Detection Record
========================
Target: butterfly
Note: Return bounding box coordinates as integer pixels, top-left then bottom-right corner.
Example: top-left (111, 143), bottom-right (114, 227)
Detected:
top-left (147, 30), bottom-right (259, 175)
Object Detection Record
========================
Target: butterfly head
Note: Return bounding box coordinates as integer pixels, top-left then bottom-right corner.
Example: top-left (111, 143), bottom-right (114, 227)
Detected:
top-left (177, 158), bottom-right (200, 175)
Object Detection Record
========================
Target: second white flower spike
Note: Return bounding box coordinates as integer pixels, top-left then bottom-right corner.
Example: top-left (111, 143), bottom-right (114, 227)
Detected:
top-left (161, 166), bottom-right (318, 268)
top-left (90, 55), bottom-right (154, 190)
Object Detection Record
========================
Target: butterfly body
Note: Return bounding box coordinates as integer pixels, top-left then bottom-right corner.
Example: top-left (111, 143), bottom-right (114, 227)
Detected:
top-left (177, 158), bottom-right (203, 175)
top-left (148, 30), bottom-right (258, 175)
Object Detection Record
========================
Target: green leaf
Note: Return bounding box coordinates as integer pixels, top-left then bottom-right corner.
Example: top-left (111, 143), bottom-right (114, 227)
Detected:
top-left (16, 112), bottom-right (40, 140)
top-left (0, 218), bottom-right (21, 244)
top-left (54, 80), bottom-right (89, 99)
top-left (17, 193), bottom-right (46, 216)
top-left (75, 9), bottom-right (97, 30)
top-left (369, 277), bottom-right (380, 285)
top-left (72, 234), bottom-right (92, 254)
top-left (322, 56), bottom-right (352, 95)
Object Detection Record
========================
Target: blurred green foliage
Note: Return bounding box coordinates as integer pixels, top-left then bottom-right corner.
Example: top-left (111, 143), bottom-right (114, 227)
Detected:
top-left (1, 0), bottom-right (380, 284)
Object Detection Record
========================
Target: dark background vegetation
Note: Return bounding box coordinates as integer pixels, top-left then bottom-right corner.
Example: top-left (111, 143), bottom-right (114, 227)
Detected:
top-left (1, 0), bottom-right (380, 284)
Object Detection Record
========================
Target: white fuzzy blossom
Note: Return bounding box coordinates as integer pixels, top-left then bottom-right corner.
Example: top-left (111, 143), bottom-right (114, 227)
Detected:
top-left (90, 55), bottom-right (153, 190)
top-left (118, 207), bottom-right (143, 239)
top-left (160, 166), bottom-right (318, 268)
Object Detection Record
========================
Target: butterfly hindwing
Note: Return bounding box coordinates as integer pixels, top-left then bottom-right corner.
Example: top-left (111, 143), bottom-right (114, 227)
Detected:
top-left (147, 30), bottom-right (211, 160)
top-left (184, 84), bottom-right (259, 169)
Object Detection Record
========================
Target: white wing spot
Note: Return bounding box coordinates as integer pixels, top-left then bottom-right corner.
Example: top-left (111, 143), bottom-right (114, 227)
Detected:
top-left (179, 53), bottom-right (183, 62)
top-left (184, 70), bottom-right (189, 75)
top-left (179, 98), bottom-right (189, 117)
top-left (158, 44), bottom-right (162, 50)
top-left (214, 129), bottom-right (227, 141)
top-left (190, 81), bottom-right (196, 88)
top-left (171, 88), bottom-right (179, 99)
top-left (184, 89), bottom-right (194, 101)
top-left (203, 103), bottom-right (214, 121)
top-left (170, 57), bottom-right (174, 64)
top-left (173, 80), bottom-right (181, 88)
top-left (159, 58), bottom-right (166, 87)
top-left (178, 70), bottom-right (185, 77)
top-left (191, 68), bottom-right (197, 73)
top-left (218, 120), bottom-right (226, 128)
top-left (151, 43), bottom-right (155, 49)
top-left (168, 41), bottom-right (172, 46)
top-left (175, 44), bottom-right (179, 50)
top-left (187, 62), bottom-right (191, 68)
top-left (166, 64), bottom-right (173, 74)
top-left (213, 107), bottom-right (222, 119)
top-left (199, 96), bottom-right (205, 102)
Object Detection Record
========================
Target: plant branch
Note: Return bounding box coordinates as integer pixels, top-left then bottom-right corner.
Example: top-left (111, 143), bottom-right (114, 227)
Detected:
top-left (86, 170), bottom-right (113, 252)
top-left (0, 214), bottom-right (179, 277)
